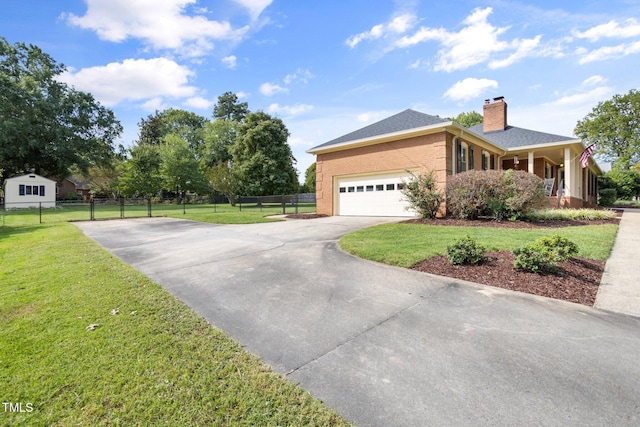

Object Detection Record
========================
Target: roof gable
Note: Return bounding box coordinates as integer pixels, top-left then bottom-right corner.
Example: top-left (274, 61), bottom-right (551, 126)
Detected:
top-left (468, 124), bottom-right (576, 148)
top-left (311, 109), bottom-right (449, 150)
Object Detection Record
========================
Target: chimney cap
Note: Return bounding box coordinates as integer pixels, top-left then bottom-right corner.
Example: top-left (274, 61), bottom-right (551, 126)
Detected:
top-left (484, 99), bottom-right (491, 104)
top-left (493, 96), bottom-right (505, 102)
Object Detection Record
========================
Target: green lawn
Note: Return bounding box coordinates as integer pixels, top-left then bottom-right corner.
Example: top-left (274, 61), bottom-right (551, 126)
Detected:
top-left (1, 202), bottom-right (317, 226)
top-left (339, 222), bottom-right (619, 268)
top-left (0, 222), bottom-right (347, 426)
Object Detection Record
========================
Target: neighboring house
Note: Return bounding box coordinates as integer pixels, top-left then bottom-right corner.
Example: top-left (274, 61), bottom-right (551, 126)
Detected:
top-left (307, 97), bottom-right (601, 217)
top-left (3, 174), bottom-right (56, 209)
top-left (57, 176), bottom-right (91, 200)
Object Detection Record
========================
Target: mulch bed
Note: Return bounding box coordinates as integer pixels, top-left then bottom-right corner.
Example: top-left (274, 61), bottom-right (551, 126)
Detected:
top-left (413, 251), bottom-right (604, 306)
top-left (407, 213), bottom-right (622, 306)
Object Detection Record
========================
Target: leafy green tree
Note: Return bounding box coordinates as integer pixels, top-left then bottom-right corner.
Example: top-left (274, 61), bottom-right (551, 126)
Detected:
top-left (303, 162), bottom-right (316, 193)
top-left (202, 119), bottom-right (238, 167)
top-left (606, 168), bottom-right (640, 200)
top-left (208, 162), bottom-right (241, 206)
top-left (118, 144), bottom-right (163, 197)
top-left (232, 111), bottom-right (298, 196)
top-left (159, 134), bottom-right (209, 197)
top-left (0, 38), bottom-right (122, 181)
top-left (575, 89), bottom-right (640, 169)
top-left (137, 109), bottom-right (207, 154)
top-left (213, 91), bottom-right (249, 122)
top-left (137, 111), bottom-right (165, 145)
top-left (453, 111), bottom-right (483, 128)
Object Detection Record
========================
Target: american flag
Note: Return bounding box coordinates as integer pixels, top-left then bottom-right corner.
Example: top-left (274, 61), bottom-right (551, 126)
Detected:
top-left (580, 143), bottom-right (596, 168)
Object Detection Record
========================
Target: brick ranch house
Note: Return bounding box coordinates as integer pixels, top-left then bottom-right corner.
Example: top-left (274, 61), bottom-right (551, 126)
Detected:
top-left (307, 97), bottom-right (601, 217)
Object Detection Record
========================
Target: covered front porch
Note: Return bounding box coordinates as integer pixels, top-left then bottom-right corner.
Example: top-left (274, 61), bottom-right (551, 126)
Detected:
top-left (501, 141), bottom-right (601, 209)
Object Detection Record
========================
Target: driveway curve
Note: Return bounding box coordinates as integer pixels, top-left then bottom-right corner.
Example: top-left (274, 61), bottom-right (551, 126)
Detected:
top-left (75, 216), bottom-right (640, 427)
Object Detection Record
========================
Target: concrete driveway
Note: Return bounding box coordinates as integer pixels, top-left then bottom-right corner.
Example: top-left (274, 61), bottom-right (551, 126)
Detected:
top-left (75, 216), bottom-right (640, 426)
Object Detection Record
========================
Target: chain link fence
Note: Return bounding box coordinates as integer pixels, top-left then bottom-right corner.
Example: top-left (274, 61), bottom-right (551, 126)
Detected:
top-left (1, 193), bottom-right (316, 225)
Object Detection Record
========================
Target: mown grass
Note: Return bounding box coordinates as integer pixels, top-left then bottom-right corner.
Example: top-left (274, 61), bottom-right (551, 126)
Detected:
top-left (0, 222), bottom-right (347, 426)
top-left (340, 222), bottom-right (619, 268)
top-left (0, 202), bottom-right (316, 226)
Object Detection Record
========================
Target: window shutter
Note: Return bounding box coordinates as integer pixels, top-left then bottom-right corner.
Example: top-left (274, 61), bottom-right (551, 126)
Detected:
top-left (469, 146), bottom-right (475, 170)
top-left (456, 140), bottom-right (462, 173)
top-left (40, 185), bottom-right (45, 197)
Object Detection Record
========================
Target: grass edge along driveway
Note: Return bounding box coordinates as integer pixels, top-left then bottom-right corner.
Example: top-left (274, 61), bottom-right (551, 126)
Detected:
top-left (339, 222), bottom-right (619, 268)
top-left (0, 222), bottom-right (348, 426)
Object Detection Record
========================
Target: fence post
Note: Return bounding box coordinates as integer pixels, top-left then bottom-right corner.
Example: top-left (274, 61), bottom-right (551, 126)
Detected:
top-left (296, 193), bottom-right (299, 215)
top-left (213, 194), bottom-right (217, 213)
top-left (120, 197), bottom-right (124, 219)
top-left (39, 202), bottom-right (42, 224)
top-left (90, 199), bottom-right (95, 221)
top-left (183, 197), bottom-right (186, 214)
top-left (281, 195), bottom-right (285, 214)
top-left (147, 197), bottom-right (152, 217)
top-left (239, 197), bottom-right (242, 211)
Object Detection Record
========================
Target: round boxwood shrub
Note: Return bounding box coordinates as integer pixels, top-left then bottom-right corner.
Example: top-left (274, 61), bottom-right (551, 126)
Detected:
top-left (447, 235), bottom-right (486, 265)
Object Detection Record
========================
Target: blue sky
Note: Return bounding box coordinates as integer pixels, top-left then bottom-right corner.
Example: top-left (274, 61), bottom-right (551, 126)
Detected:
top-left (3, 0), bottom-right (640, 177)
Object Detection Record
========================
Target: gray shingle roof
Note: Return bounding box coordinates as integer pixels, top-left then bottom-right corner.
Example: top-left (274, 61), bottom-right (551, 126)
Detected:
top-left (310, 109), bottom-right (449, 150)
top-left (468, 124), bottom-right (575, 148)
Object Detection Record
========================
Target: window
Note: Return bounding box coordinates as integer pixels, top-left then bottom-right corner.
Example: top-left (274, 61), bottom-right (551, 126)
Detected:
top-left (32, 185), bottom-right (39, 196)
top-left (482, 150), bottom-right (491, 170)
top-left (19, 184), bottom-right (25, 196)
top-left (348, 186), bottom-right (355, 193)
top-left (26, 185), bottom-right (32, 195)
top-left (386, 183), bottom-right (395, 191)
top-left (40, 185), bottom-right (45, 197)
top-left (376, 184), bottom-right (384, 191)
top-left (339, 187), bottom-right (346, 193)
top-left (456, 140), bottom-right (469, 173)
top-left (356, 186), bottom-right (364, 192)
top-left (397, 183), bottom-right (405, 190)
top-left (366, 185), bottom-right (374, 192)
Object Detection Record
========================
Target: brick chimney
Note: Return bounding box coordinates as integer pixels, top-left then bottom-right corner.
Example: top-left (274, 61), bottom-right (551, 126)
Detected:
top-left (483, 96), bottom-right (507, 132)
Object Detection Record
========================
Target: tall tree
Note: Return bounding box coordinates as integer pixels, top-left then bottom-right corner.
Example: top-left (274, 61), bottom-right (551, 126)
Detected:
top-left (453, 111), bottom-right (483, 128)
top-left (159, 134), bottom-right (209, 196)
top-left (575, 89), bottom-right (640, 169)
top-left (232, 111), bottom-right (297, 196)
top-left (202, 119), bottom-right (238, 167)
top-left (303, 162), bottom-right (316, 193)
top-left (207, 161), bottom-right (241, 206)
top-left (213, 91), bottom-right (249, 122)
top-left (118, 144), bottom-right (163, 197)
top-left (137, 109), bottom-right (207, 153)
top-left (0, 38), bottom-right (122, 181)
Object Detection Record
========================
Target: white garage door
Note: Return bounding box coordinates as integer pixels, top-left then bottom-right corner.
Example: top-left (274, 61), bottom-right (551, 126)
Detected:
top-left (337, 172), bottom-right (416, 217)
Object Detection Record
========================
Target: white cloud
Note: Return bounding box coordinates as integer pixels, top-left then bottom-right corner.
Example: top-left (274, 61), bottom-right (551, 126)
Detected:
top-left (573, 18), bottom-right (640, 42)
top-left (259, 82), bottom-right (288, 96)
top-left (346, 13), bottom-right (417, 48)
top-left (222, 55), bottom-right (238, 69)
top-left (284, 68), bottom-right (314, 84)
top-left (232, 0), bottom-right (273, 20)
top-left (64, 0), bottom-right (248, 57)
top-left (444, 78), bottom-right (498, 102)
top-left (582, 75), bottom-right (607, 86)
top-left (395, 7), bottom-right (542, 72)
top-left (141, 97), bottom-right (167, 112)
top-left (183, 96), bottom-right (214, 109)
top-left (267, 103), bottom-right (313, 116)
top-left (578, 40), bottom-right (640, 64)
top-left (58, 57), bottom-right (197, 106)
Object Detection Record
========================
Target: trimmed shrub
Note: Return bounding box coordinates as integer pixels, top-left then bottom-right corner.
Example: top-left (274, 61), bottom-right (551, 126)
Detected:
top-left (598, 188), bottom-right (617, 206)
top-left (401, 170), bottom-right (445, 219)
top-left (63, 191), bottom-right (83, 201)
top-left (446, 169), bottom-right (547, 221)
top-left (446, 170), bottom-right (500, 219)
top-left (513, 235), bottom-right (579, 273)
top-left (447, 235), bottom-right (486, 265)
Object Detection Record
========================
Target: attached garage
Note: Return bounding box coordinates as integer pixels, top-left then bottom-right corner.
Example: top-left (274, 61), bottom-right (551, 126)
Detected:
top-left (336, 171), bottom-right (416, 217)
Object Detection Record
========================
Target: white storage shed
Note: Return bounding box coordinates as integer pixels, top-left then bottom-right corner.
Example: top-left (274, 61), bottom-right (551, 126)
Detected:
top-left (3, 174), bottom-right (56, 209)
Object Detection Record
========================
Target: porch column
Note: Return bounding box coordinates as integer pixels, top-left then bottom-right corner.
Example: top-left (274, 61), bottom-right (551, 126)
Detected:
top-left (528, 151), bottom-right (534, 174)
top-left (564, 147), bottom-right (571, 198)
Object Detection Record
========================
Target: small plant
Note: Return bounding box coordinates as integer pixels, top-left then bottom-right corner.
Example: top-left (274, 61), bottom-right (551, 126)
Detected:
top-left (447, 235), bottom-right (486, 265)
top-left (513, 234), bottom-right (579, 273)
